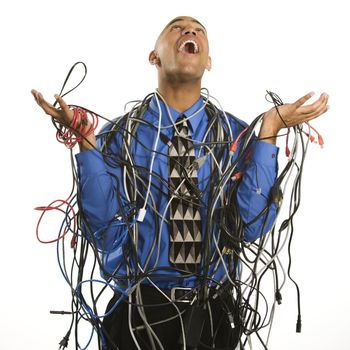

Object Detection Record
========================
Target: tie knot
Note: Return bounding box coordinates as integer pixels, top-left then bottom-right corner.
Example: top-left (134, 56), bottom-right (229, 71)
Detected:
top-left (175, 115), bottom-right (190, 133)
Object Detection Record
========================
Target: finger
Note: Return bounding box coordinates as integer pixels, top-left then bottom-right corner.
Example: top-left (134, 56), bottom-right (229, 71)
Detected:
top-left (303, 103), bottom-right (329, 122)
top-left (31, 89), bottom-right (43, 105)
top-left (294, 96), bottom-right (329, 125)
top-left (54, 94), bottom-right (70, 114)
top-left (31, 89), bottom-right (63, 118)
top-left (31, 89), bottom-right (38, 99)
top-left (296, 93), bottom-right (329, 117)
top-left (293, 92), bottom-right (315, 109)
top-left (31, 90), bottom-right (53, 110)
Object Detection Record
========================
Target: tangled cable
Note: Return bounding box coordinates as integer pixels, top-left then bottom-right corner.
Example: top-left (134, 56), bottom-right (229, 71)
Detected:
top-left (34, 62), bottom-right (325, 350)
top-left (56, 106), bottom-right (99, 149)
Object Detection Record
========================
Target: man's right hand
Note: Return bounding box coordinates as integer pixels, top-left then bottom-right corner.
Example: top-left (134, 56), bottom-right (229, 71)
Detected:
top-left (31, 90), bottom-right (74, 123)
top-left (31, 89), bottom-right (96, 151)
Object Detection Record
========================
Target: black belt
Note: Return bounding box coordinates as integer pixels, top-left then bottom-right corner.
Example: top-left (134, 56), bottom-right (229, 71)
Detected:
top-left (140, 285), bottom-right (197, 303)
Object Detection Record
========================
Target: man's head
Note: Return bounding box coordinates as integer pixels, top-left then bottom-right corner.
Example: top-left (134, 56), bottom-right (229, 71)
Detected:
top-left (149, 16), bottom-right (211, 86)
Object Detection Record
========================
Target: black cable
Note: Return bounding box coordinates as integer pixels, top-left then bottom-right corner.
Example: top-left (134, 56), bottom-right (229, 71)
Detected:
top-left (44, 62), bottom-right (311, 348)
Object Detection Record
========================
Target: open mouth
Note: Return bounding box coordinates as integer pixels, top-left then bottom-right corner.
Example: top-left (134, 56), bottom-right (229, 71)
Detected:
top-left (178, 39), bottom-right (199, 54)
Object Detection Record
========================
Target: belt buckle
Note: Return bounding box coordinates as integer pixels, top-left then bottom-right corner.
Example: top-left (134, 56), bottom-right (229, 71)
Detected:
top-left (170, 287), bottom-right (195, 303)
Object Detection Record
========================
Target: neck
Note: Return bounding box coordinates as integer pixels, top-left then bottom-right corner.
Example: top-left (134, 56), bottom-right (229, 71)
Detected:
top-left (157, 79), bottom-right (202, 113)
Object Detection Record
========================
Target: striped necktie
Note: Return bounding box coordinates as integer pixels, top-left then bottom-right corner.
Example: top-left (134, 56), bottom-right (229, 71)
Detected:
top-left (168, 115), bottom-right (202, 272)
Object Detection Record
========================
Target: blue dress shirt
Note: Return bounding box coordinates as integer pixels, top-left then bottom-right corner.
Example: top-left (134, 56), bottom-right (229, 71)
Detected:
top-left (76, 95), bottom-right (278, 289)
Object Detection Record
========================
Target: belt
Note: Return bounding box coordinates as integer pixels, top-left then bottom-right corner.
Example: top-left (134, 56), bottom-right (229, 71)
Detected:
top-left (169, 287), bottom-right (196, 303)
top-left (140, 285), bottom-right (197, 303)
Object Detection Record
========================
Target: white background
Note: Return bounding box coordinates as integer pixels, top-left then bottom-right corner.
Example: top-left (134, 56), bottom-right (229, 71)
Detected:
top-left (1, 0), bottom-right (349, 349)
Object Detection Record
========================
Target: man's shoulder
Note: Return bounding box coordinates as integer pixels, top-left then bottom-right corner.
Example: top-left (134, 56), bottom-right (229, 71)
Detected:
top-left (217, 110), bottom-right (248, 131)
top-left (95, 115), bottom-right (127, 149)
top-left (98, 115), bottom-right (127, 134)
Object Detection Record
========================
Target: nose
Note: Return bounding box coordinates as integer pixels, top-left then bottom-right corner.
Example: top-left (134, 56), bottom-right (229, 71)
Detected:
top-left (182, 26), bottom-right (197, 36)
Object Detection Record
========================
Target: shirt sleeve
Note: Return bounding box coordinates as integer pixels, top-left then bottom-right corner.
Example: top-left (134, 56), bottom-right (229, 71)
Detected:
top-left (75, 142), bottom-right (131, 253)
top-left (236, 140), bottom-right (279, 242)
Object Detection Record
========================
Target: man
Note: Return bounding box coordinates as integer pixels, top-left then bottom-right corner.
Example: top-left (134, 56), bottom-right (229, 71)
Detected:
top-left (32, 16), bottom-right (328, 350)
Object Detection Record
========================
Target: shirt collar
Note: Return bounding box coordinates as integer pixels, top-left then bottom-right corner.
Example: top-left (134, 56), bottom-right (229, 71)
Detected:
top-left (148, 94), bottom-right (206, 132)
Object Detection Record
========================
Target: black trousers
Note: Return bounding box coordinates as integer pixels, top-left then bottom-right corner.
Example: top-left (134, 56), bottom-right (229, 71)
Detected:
top-left (101, 286), bottom-right (240, 350)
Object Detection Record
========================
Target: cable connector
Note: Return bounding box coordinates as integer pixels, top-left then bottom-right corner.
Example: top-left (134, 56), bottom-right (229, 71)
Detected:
top-left (305, 122), bottom-right (324, 148)
top-left (137, 208), bottom-right (147, 222)
top-left (296, 315), bottom-right (302, 333)
top-left (317, 133), bottom-right (324, 148)
top-left (50, 310), bottom-right (73, 315)
top-left (285, 128), bottom-right (291, 157)
top-left (285, 145), bottom-right (291, 158)
top-left (229, 141), bottom-right (239, 155)
top-left (270, 184), bottom-right (283, 207)
top-left (222, 246), bottom-right (233, 255)
top-left (70, 234), bottom-right (77, 248)
top-left (193, 155), bottom-right (208, 170)
top-left (275, 290), bottom-right (282, 305)
top-left (231, 172), bottom-right (243, 182)
top-left (58, 330), bottom-right (71, 349)
top-left (227, 312), bottom-right (235, 329)
top-left (302, 130), bottom-right (316, 144)
top-left (305, 131), bottom-right (316, 143)
top-left (229, 127), bottom-right (248, 156)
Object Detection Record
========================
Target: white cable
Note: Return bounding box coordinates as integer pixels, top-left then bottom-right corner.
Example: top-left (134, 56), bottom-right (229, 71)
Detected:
top-left (128, 289), bottom-right (142, 350)
top-left (135, 285), bottom-right (163, 350)
top-left (241, 129), bottom-right (300, 294)
top-left (265, 270), bottom-right (278, 347)
top-left (243, 124), bottom-right (312, 290)
top-left (155, 88), bottom-right (210, 130)
top-left (136, 268), bottom-right (187, 349)
top-left (105, 92), bottom-right (312, 349)
top-left (242, 126), bottom-right (312, 340)
top-left (138, 92), bottom-right (162, 222)
top-left (123, 111), bottom-right (137, 203)
top-left (206, 91), bottom-right (233, 141)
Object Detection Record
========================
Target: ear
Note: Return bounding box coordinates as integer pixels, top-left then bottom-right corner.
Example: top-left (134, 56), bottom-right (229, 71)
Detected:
top-left (149, 50), bottom-right (159, 65)
top-left (206, 56), bottom-right (212, 71)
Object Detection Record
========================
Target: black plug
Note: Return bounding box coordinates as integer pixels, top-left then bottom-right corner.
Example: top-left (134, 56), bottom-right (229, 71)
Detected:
top-left (270, 184), bottom-right (283, 207)
top-left (58, 330), bottom-right (71, 349)
top-left (275, 290), bottom-right (282, 305)
top-left (296, 315), bottom-right (302, 333)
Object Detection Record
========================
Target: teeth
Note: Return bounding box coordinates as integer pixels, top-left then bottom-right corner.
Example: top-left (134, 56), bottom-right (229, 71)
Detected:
top-left (178, 40), bottom-right (199, 53)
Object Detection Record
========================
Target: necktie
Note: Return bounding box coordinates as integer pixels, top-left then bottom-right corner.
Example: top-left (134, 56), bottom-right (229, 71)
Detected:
top-left (168, 116), bottom-right (202, 272)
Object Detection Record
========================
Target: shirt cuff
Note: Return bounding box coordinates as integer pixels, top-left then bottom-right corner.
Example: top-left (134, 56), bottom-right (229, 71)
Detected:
top-left (75, 149), bottom-right (107, 176)
top-left (251, 141), bottom-right (279, 167)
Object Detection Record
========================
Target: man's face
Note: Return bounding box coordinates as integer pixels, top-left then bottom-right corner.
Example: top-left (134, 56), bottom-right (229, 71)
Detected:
top-left (150, 16), bottom-right (211, 83)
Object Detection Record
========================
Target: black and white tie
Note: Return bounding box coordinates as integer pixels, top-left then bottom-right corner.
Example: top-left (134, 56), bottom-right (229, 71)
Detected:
top-left (168, 116), bottom-right (202, 272)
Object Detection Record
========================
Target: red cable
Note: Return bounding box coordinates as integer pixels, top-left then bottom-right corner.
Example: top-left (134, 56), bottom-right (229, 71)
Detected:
top-left (35, 199), bottom-right (77, 244)
top-left (285, 122), bottom-right (324, 158)
top-left (230, 127), bottom-right (248, 155)
top-left (56, 107), bottom-right (99, 149)
top-left (285, 128), bottom-right (291, 157)
top-left (305, 122), bottom-right (324, 147)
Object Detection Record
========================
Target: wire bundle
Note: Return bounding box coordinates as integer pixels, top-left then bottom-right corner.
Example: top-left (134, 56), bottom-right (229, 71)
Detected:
top-left (35, 63), bottom-right (324, 350)
top-left (56, 107), bottom-right (99, 149)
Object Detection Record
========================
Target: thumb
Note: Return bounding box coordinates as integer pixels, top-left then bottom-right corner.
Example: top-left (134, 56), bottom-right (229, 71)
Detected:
top-left (54, 94), bottom-right (70, 112)
top-left (54, 94), bottom-right (74, 122)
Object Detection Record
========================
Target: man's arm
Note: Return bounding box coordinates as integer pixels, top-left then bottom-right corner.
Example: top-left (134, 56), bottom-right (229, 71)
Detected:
top-left (236, 140), bottom-right (279, 242)
top-left (236, 92), bottom-right (329, 241)
top-left (31, 90), bottom-right (129, 246)
top-left (31, 90), bottom-right (97, 151)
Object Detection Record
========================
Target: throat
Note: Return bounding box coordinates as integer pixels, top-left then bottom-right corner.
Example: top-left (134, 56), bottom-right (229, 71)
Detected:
top-left (184, 42), bottom-right (196, 54)
top-left (157, 84), bottom-right (201, 113)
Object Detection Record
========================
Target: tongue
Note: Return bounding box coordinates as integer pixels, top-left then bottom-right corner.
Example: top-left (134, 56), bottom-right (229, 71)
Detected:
top-left (184, 42), bottom-right (195, 54)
